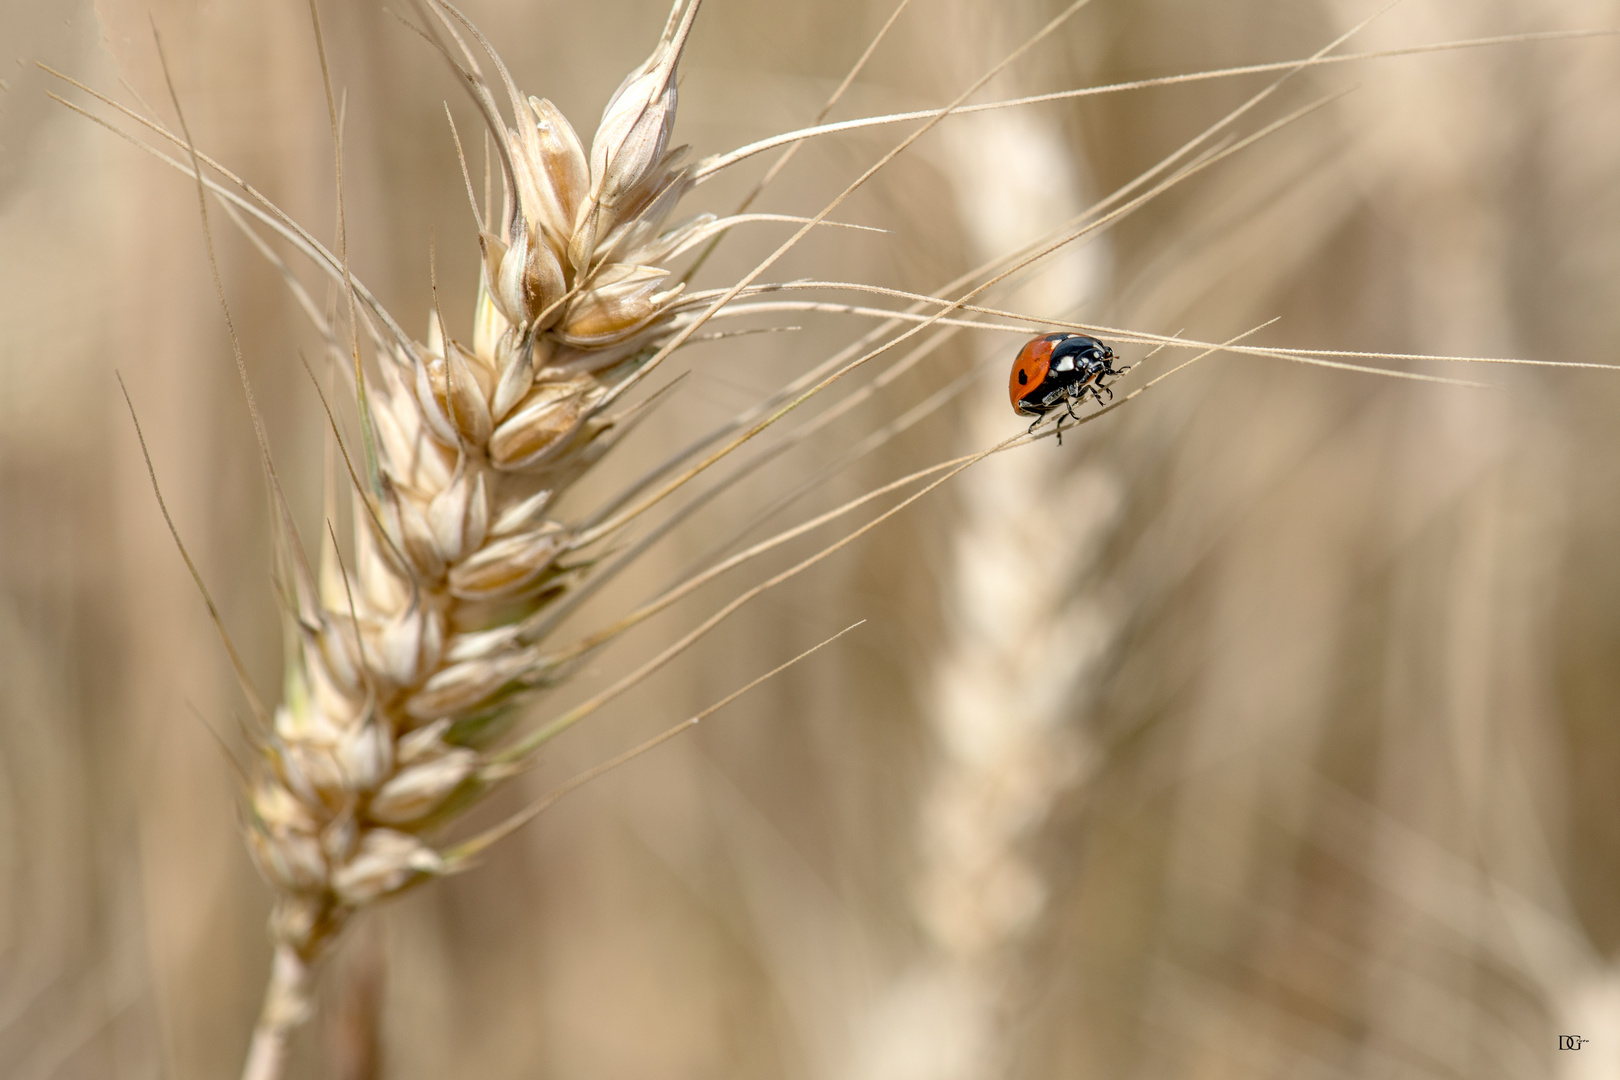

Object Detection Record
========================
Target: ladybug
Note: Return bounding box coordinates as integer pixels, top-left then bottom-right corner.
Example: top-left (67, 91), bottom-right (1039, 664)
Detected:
top-left (1009, 332), bottom-right (1128, 441)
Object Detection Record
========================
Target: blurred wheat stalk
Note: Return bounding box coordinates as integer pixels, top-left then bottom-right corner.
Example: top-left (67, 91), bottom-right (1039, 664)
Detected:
top-left (10, 0), bottom-right (1620, 1078)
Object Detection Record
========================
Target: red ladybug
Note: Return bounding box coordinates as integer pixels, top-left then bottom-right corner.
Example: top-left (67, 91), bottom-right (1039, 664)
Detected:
top-left (1009, 332), bottom-right (1127, 439)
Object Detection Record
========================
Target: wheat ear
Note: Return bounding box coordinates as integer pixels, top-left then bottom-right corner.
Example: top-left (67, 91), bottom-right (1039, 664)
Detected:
top-left (225, 2), bottom-right (778, 1074)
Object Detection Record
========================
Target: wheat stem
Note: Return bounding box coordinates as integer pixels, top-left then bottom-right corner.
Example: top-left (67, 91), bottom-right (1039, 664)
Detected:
top-left (239, 946), bottom-right (312, 1080)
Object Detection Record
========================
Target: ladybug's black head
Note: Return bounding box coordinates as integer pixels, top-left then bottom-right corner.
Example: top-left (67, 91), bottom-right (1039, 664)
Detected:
top-left (1049, 334), bottom-right (1113, 373)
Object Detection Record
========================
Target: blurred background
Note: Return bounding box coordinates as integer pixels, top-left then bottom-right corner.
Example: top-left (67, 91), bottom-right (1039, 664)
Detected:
top-left (4, 0), bottom-right (1620, 1077)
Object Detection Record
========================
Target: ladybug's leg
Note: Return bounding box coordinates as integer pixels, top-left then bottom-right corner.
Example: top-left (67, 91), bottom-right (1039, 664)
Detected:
top-left (1027, 415), bottom-right (1043, 436)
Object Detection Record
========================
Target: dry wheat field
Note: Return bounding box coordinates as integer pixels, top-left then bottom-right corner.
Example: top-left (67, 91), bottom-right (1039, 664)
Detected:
top-left (4, 0), bottom-right (1620, 1078)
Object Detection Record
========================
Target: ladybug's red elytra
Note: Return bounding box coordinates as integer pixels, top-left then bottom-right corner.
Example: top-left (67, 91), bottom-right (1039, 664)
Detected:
top-left (1009, 332), bottom-right (1128, 441)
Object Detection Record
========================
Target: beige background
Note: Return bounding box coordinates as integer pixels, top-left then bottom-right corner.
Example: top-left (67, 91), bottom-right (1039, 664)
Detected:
top-left (4, 0), bottom-right (1620, 1077)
